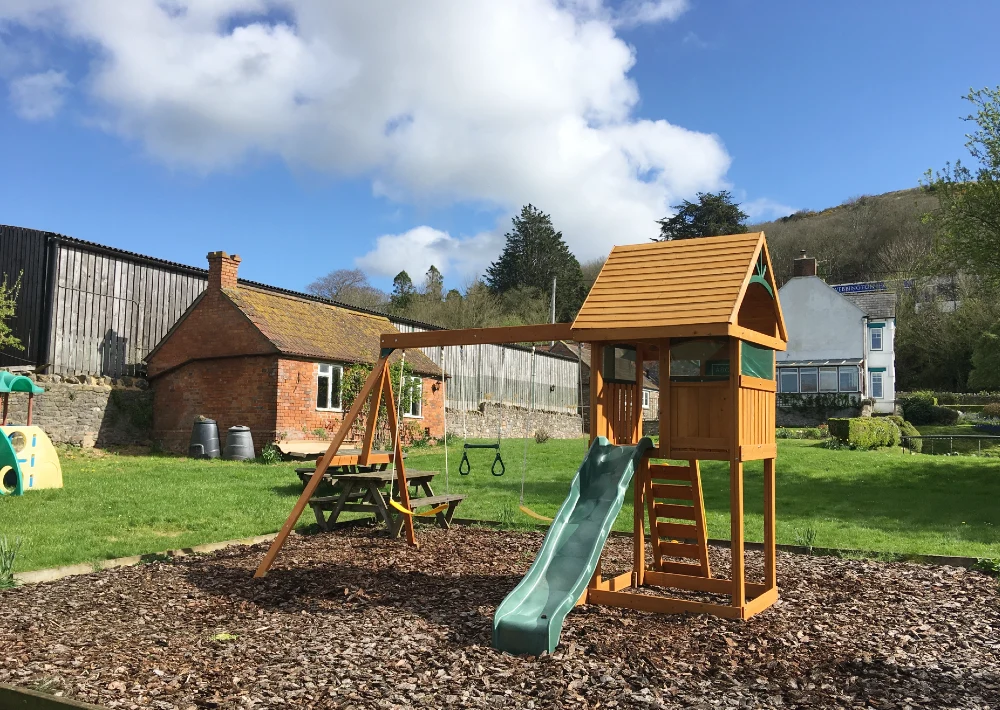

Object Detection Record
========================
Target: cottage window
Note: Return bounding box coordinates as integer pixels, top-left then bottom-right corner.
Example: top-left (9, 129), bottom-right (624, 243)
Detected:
top-left (642, 390), bottom-right (650, 409)
top-left (316, 363), bottom-right (343, 411)
top-left (870, 326), bottom-right (883, 351)
top-left (778, 368), bottom-right (798, 393)
top-left (404, 376), bottom-right (423, 418)
top-left (838, 366), bottom-right (859, 392)
top-left (819, 367), bottom-right (839, 392)
top-left (871, 371), bottom-right (884, 399)
top-left (799, 367), bottom-right (818, 393)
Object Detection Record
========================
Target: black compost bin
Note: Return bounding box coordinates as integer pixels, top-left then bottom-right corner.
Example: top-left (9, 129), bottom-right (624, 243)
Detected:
top-left (224, 426), bottom-right (255, 461)
top-left (189, 417), bottom-right (221, 459)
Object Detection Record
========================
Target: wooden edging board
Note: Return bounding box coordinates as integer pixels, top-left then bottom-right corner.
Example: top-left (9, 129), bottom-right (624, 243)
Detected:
top-left (10, 515), bottom-right (986, 589)
top-left (0, 684), bottom-right (103, 710)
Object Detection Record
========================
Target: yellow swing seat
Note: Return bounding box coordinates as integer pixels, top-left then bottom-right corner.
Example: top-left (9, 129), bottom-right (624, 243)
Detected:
top-left (389, 499), bottom-right (449, 518)
top-left (518, 504), bottom-right (553, 523)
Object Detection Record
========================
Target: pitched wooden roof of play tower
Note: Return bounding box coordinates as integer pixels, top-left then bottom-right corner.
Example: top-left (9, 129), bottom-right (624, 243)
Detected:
top-left (572, 231), bottom-right (786, 348)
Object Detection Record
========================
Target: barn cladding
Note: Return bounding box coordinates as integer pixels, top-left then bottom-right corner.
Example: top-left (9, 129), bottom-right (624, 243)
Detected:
top-left (0, 225), bottom-right (581, 418)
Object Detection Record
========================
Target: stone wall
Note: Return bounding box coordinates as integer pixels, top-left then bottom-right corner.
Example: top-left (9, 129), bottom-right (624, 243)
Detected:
top-left (449, 403), bottom-right (584, 440)
top-left (4, 374), bottom-right (152, 447)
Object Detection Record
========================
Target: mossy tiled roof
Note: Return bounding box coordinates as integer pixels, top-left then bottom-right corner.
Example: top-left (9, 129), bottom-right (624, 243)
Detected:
top-left (224, 286), bottom-right (441, 376)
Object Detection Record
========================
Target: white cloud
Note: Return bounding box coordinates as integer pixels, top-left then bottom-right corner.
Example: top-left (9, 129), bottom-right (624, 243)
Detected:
top-left (743, 197), bottom-right (797, 222)
top-left (615, 0), bottom-right (689, 28)
top-left (8, 69), bottom-right (69, 120)
top-left (0, 0), bottom-right (734, 273)
top-left (356, 226), bottom-right (501, 284)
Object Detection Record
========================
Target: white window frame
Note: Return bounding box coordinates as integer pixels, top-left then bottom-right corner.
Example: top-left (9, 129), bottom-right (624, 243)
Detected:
top-left (799, 367), bottom-right (818, 393)
top-left (838, 366), bottom-right (859, 393)
top-left (403, 376), bottom-right (423, 418)
top-left (819, 367), bottom-right (839, 393)
top-left (870, 326), bottom-right (883, 351)
top-left (642, 390), bottom-right (650, 409)
top-left (778, 368), bottom-right (799, 393)
top-left (870, 371), bottom-right (884, 399)
top-left (316, 363), bottom-right (343, 412)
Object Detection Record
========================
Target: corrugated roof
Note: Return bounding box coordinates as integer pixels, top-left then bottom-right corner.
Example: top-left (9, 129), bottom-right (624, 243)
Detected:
top-left (572, 232), bottom-right (769, 332)
top-left (840, 291), bottom-right (897, 319)
top-left (224, 286), bottom-right (441, 376)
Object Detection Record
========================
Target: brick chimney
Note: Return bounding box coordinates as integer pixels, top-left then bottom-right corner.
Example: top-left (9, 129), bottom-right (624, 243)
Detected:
top-left (207, 251), bottom-right (241, 290)
top-left (792, 249), bottom-right (817, 278)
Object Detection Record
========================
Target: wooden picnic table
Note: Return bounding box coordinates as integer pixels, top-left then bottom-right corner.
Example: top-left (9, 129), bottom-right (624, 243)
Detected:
top-left (297, 467), bottom-right (464, 537)
top-left (294, 449), bottom-right (402, 486)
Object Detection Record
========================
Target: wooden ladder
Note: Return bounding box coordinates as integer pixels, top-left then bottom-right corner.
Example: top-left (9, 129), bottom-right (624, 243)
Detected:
top-left (645, 461), bottom-right (711, 578)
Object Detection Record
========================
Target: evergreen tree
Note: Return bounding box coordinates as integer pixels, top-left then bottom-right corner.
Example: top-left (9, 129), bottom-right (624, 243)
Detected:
top-left (424, 265), bottom-right (444, 301)
top-left (485, 204), bottom-right (586, 321)
top-left (656, 190), bottom-right (748, 241)
top-left (390, 270), bottom-right (415, 311)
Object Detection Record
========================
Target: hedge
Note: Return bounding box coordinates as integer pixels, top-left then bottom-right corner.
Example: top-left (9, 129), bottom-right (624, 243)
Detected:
top-left (899, 392), bottom-right (960, 425)
top-left (828, 417), bottom-right (901, 450)
top-left (887, 415), bottom-right (922, 453)
top-left (898, 391), bottom-right (1000, 405)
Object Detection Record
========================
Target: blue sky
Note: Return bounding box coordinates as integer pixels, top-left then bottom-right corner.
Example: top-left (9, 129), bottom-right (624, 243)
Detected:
top-left (0, 1), bottom-right (996, 293)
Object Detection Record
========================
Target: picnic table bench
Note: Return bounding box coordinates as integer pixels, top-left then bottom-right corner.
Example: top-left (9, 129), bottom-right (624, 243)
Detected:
top-left (296, 467), bottom-right (464, 537)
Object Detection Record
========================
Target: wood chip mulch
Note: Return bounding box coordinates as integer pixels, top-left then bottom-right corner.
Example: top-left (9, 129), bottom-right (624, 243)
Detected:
top-left (1, 527), bottom-right (998, 709)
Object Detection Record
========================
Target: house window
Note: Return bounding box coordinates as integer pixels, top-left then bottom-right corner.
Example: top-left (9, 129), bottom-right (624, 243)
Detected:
top-left (642, 390), bottom-right (650, 409)
top-left (316, 363), bottom-right (343, 411)
top-left (799, 367), bottom-right (818, 393)
top-left (871, 371), bottom-right (884, 399)
top-left (838, 366), bottom-right (859, 392)
top-left (778, 368), bottom-right (798, 393)
top-left (819, 367), bottom-right (839, 392)
top-left (404, 376), bottom-right (423, 418)
top-left (870, 326), bottom-right (883, 351)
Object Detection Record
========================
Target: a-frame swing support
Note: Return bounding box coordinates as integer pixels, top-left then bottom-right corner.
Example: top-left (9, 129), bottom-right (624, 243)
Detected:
top-left (254, 355), bottom-right (417, 578)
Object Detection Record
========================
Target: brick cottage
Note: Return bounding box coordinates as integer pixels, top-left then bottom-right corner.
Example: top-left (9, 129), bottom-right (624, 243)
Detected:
top-left (146, 252), bottom-right (443, 454)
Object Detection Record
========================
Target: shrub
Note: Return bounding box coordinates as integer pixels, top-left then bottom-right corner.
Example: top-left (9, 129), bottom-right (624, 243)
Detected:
top-left (887, 415), bottom-right (922, 453)
top-left (933, 406), bottom-right (960, 425)
top-left (900, 391), bottom-right (937, 424)
top-left (776, 427), bottom-right (826, 440)
top-left (257, 442), bottom-right (282, 465)
top-left (534, 429), bottom-right (551, 444)
top-left (984, 403), bottom-right (1000, 419)
top-left (0, 536), bottom-right (23, 589)
top-left (827, 417), bottom-right (901, 450)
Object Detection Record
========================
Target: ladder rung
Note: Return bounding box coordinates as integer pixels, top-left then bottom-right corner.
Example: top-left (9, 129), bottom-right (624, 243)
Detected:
top-left (648, 464), bottom-right (692, 482)
top-left (650, 483), bottom-right (693, 501)
top-left (656, 521), bottom-right (699, 540)
top-left (659, 560), bottom-right (707, 576)
top-left (659, 541), bottom-right (702, 560)
top-left (654, 503), bottom-right (696, 521)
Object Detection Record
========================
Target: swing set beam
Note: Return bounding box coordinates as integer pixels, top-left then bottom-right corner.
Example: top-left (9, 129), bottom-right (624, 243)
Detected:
top-left (381, 323), bottom-right (573, 350)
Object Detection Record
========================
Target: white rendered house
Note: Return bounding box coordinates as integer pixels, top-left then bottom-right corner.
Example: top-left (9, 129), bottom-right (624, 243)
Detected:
top-left (776, 253), bottom-right (896, 415)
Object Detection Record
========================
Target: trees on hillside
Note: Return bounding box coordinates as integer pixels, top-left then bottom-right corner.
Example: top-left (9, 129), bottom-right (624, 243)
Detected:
top-left (485, 204), bottom-right (586, 321)
top-left (656, 191), bottom-right (748, 241)
top-left (307, 268), bottom-right (388, 312)
top-left (925, 86), bottom-right (1000, 286)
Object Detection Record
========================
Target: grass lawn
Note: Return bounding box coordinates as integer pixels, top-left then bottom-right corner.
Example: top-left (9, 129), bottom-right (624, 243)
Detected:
top-left (2, 439), bottom-right (999, 573)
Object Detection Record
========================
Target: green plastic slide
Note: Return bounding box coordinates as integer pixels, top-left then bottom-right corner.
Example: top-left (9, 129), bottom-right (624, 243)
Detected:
top-left (492, 436), bottom-right (653, 655)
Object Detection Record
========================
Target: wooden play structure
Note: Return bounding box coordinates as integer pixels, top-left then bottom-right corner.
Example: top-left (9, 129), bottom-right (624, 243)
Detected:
top-left (256, 232), bottom-right (786, 629)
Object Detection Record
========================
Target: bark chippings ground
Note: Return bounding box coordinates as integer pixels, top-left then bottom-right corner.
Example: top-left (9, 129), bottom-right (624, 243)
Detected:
top-left (1, 527), bottom-right (998, 709)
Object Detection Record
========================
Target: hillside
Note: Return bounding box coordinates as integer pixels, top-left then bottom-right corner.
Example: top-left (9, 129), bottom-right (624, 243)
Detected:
top-left (752, 187), bottom-right (939, 286)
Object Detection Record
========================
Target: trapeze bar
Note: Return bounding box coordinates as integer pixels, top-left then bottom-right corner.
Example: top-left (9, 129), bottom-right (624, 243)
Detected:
top-left (463, 443), bottom-right (500, 450)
